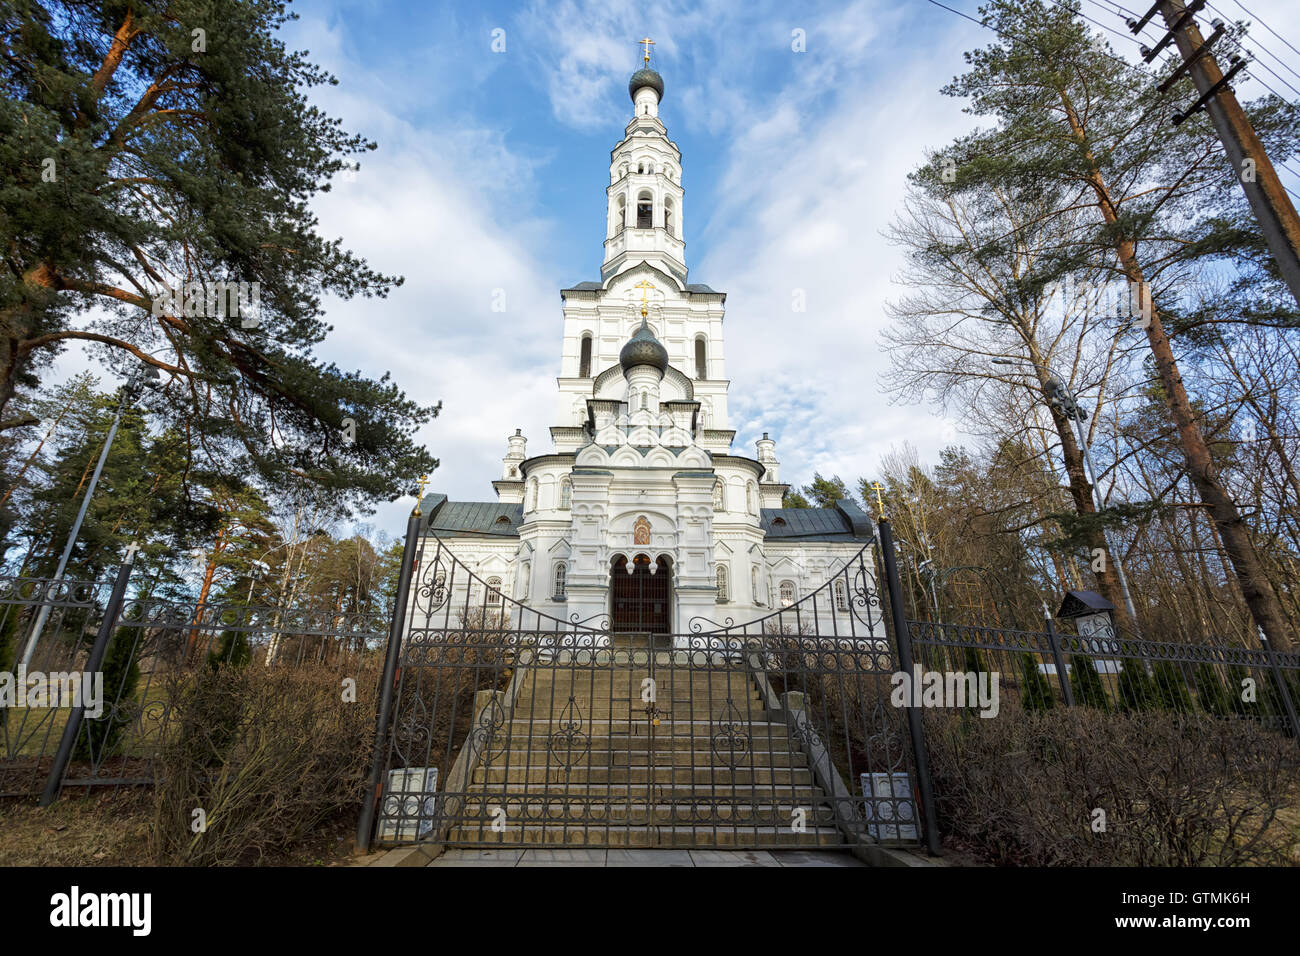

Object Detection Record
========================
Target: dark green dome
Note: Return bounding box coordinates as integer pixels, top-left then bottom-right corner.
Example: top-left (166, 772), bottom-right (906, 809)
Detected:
top-left (619, 318), bottom-right (668, 375)
top-left (629, 68), bottom-right (664, 103)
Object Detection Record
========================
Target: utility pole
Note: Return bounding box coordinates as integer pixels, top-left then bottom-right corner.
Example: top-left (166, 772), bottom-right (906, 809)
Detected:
top-left (18, 366), bottom-right (160, 668)
top-left (1129, 1), bottom-right (1300, 306)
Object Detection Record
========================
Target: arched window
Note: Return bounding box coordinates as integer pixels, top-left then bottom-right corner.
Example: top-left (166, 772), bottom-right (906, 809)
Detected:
top-left (712, 481), bottom-right (725, 512)
top-left (747, 481), bottom-right (758, 515)
top-left (553, 562), bottom-right (567, 599)
top-left (641, 389), bottom-right (649, 410)
top-left (636, 191), bottom-right (653, 229)
top-left (694, 337), bottom-right (707, 379)
top-left (779, 580), bottom-right (796, 607)
top-left (559, 477), bottom-right (571, 509)
top-left (752, 566), bottom-right (763, 606)
top-left (579, 335), bottom-right (592, 378)
top-left (834, 579), bottom-right (848, 612)
top-left (664, 196), bottom-right (675, 237)
top-left (526, 478), bottom-right (537, 511)
top-left (615, 195), bottom-right (626, 234)
top-left (520, 562), bottom-right (530, 600)
top-left (715, 564), bottom-right (729, 602)
top-left (485, 576), bottom-right (502, 606)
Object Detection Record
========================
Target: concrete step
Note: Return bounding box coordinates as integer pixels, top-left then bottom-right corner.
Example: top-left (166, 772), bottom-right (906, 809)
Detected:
top-left (497, 719), bottom-right (790, 734)
top-left (452, 802), bottom-right (839, 827)
top-left (458, 783), bottom-right (829, 800)
top-left (444, 825), bottom-right (845, 848)
top-left (506, 708), bottom-right (762, 722)
top-left (473, 734), bottom-right (800, 753)
top-left (473, 766), bottom-right (816, 786)
top-left (478, 749), bottom-right (810, 768)
top-left (523, 673), bottom-right (758, 687)
top-left (512, 696), bottom-right (765, 712)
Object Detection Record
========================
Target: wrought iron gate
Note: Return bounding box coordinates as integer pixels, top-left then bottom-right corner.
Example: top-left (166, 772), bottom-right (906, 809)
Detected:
top-left (357, 512), bottom-right (935, 854)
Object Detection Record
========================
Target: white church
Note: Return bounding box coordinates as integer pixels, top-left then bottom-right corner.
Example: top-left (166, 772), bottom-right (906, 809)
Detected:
top-left (418, 57), bottom-right (874, 637)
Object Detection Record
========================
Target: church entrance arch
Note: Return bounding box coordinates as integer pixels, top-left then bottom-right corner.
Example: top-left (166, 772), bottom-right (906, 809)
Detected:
top-left (610, 553), bottom-right (671, 634)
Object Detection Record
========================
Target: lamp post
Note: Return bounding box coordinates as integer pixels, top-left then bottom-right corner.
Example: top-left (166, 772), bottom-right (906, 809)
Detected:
top-left (993, 358), bottom-right (1142, 636)
top-left (19, 366), bottom-right (162, 668)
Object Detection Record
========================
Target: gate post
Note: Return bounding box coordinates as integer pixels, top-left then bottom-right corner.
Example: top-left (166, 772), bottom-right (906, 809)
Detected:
top-left (39, 544), bottom-right (137, 807)
top-left (878, 517), bottom-right (942, 856)
top-left (1259, 632), bottom-right (1300, 747)
top-left (356, 508), bottom-right (423, 853)
top-left (1044, 613), bottom-right (1075, 708)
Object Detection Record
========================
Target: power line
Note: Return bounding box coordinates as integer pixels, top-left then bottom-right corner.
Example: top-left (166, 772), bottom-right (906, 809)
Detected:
top-left (1233, 0), bottom-right (1300, 60)
top-left (925, 0), bottom-right (1165, 83)
top-left (1205, 1), bottom-right (1300, 85)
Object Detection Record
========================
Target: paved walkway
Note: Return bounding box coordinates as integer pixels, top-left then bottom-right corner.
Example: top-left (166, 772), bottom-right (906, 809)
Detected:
top-left (419, 847), bottom-right (867, 867)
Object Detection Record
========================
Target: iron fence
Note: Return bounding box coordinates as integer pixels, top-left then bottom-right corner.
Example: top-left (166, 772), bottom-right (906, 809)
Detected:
top-left (0, 557), bottom-right (388, 802)
top-left (905, 617), bottom-right (1300, 735)
top-left (357, 512), bottom-right (937, 855)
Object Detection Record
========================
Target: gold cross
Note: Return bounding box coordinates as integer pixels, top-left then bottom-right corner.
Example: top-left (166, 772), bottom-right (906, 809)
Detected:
top-left (870, 481), bottom-right (886, 520)
top-left (638, 36), bottom-right (655, 65)
top-left (634, 279), bottom-right (656, 317)
top-left (413, 473), bottom-right (429, 517)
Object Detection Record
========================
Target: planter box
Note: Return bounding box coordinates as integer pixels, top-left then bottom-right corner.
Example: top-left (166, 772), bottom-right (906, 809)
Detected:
top-left (376, 767), bottom-right (438, 843)
top-left (861, 771), bottom-right (919, 842)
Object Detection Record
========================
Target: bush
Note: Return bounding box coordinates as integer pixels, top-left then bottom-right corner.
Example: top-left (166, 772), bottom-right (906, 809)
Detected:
top-left (73, 628), bottom-right (140, 762)
top-left (1193, 664), bottom-right (1235, 716)
top-left (207, 630), bottom-right (252, 671)
top-left (150, 663), bottom-right (376, 865)
top-left (1019, 653), bottom-right (1055, 711)
top-left (1069, 654), bottom-right (1109, 710)
top-left (1150, 661), bottom-right (1194, 713)
top-left (925, 709), bottom-right (1300, 866)
top-left (1115, 662), bottom-right (1160, 712)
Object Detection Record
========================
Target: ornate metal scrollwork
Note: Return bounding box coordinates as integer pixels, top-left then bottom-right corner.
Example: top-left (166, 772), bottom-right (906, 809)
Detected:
top-left (547, 696), bottom-right (589, 774)
top-left (710, 697), bottom-right (751, 768)
top-left (688, 614), bottom-right (735, 634)
top-left (470, 694), bottom-right (507, 764)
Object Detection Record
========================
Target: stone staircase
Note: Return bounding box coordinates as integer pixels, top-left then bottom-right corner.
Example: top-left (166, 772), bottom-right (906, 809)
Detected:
top-left (444, 636), bottom-right (847, 848)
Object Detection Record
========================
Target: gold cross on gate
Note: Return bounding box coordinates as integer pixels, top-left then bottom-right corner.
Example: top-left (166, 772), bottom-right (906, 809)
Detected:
top-left (638, 36), bottom-right (655, 66)
top-left (871, 481), bottom-right (886, 519)
top-left (413, 474), bottom-right (429, 517)
top-left (634, 279), bottom-right (656, 317)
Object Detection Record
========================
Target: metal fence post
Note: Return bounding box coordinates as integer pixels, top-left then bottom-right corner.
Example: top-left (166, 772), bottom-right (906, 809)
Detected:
top-left (1259, 633), bottom-right (1300, 747)
top-left (356, 509), bottom-right (422, 853)
top-left (878, 517), bottom-right (942, 856)
top-left (39, 546), bottom-right (137, 807)
top-left (1044, 613), bottom-right (1075, 708)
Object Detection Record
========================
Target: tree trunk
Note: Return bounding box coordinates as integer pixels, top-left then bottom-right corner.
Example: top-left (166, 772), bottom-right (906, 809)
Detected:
top-left (1060, 95), bottom-right (1296, 651)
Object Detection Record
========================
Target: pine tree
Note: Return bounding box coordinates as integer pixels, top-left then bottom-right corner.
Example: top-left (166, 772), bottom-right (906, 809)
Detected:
top-left (1151, 661), bottom-right (1194, 713)
top-left (1192, 664), bottom-right (1235, 716)
top-left (1019, 653), bottom-right (1055, 711)
top-left (207, 630), bottom-right (252, 671)
top-left (1116, 663), bottom-right (1160, 712)
top-left (1069, 654), bottom-right (1109, 710)
top-left (918, 0), bottom-right (1300, 650)
top-left (0, 0), bottom-right (437, 511)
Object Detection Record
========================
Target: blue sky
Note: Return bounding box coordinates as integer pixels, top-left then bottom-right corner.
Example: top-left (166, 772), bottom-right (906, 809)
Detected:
top-left (269, 0), bottom-right (1300, 533)
top-left (282, 0), bottom-right (987, 533)
top-left (52, 0), bottom-right (1300, 534)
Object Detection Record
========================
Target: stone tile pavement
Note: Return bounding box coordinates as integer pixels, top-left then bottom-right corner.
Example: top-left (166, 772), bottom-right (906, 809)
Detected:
top-left (413, 847), bottom-right (868, 867)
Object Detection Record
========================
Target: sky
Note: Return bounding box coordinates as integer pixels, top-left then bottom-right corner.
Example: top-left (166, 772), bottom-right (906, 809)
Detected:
top-left (52, 0), bottom-right (1300, 534)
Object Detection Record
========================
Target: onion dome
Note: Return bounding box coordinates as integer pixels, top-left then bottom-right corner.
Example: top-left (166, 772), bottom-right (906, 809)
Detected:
top-left (619, 317), bottom-right (669, 375)
top-left (629, 68), bottom-right (664, 103)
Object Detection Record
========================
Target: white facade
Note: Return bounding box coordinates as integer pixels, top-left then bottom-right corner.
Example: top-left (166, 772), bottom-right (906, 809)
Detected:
top-left (418, 64), bottom-right (875, 640)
